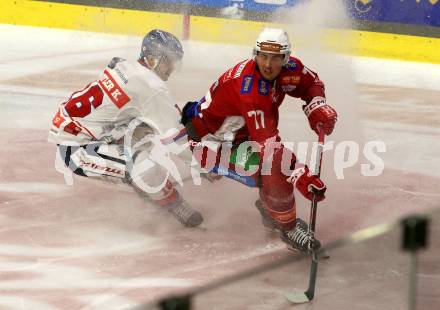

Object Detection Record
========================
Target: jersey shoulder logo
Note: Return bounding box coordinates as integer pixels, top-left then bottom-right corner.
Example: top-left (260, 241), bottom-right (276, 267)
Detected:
top-left (98, 70), bottom-right (131, 108)
top-left (240, 75), bottom-right (254, 94)
top-left (114, 66), bottom-right (128, 84)
top-left (285, 59), bottom-right (298, 72)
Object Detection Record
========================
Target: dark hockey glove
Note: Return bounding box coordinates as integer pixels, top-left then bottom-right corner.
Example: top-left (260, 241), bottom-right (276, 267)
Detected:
top-left (181, 101), bottom-right (200, 126)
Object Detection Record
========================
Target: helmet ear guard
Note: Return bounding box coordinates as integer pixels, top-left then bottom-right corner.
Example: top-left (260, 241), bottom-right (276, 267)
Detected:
top-left (253, 28), bottom-right (291, 65)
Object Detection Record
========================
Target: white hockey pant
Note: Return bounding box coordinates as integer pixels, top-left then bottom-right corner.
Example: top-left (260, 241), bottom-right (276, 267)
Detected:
top-left (57, 142), bottom-right (175, 204)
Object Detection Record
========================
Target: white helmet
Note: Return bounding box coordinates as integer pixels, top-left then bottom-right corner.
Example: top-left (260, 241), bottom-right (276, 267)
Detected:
top-left (253, 28), bottom-right (291, 65)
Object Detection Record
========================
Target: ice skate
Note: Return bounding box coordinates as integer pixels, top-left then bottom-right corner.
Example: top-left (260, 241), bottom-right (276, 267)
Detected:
top-left (281, 218), bottom-right (321, 253)
top-left (166, 198), bottom-right (203, 228)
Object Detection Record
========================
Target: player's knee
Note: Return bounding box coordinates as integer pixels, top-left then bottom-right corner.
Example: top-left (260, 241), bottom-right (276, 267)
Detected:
top-left (129, 150), bottom-right (169, 193)
top-left (261, 175), bottom-right (294, 200)
top-left (57, 145), bottom-right (87, 177)
top-left (259, 188), bottom-right (295, 212)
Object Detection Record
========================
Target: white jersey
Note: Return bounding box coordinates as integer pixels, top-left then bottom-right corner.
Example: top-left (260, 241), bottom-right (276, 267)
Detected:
top-left (48, 58), bottom-right (185, 146)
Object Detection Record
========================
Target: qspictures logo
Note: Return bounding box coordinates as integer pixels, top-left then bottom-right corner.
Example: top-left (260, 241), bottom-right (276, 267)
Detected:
top-left (54, 119), bottom-right (387, 194)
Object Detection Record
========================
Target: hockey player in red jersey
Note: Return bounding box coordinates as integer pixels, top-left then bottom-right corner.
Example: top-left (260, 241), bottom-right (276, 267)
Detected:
top-left (49, 29), bottom-right (203, 227)
top-left (181, 28), bottom-right (337, 252)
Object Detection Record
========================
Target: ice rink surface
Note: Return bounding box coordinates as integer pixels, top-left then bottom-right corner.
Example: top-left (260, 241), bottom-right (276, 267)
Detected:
top-left (0, 24), bottom-right (439, 309)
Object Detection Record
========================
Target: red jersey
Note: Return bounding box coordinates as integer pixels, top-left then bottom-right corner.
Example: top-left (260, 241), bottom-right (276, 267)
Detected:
top-left (192, 56), bottom-right (325, 144)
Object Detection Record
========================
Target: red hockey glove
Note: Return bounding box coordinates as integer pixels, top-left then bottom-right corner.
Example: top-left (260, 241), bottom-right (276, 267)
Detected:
top-left (287, 165), bottom-right (326, 201)
top-left (303, 97), bottom-right (337, 135)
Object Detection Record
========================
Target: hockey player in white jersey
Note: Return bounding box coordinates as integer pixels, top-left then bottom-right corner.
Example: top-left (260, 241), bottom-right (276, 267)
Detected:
top-left (48, 29), bottom-right (203, 227)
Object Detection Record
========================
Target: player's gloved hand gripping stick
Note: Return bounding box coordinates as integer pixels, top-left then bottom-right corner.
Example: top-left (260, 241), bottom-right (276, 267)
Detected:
top-left (285, 126), bottom-right (326, 303)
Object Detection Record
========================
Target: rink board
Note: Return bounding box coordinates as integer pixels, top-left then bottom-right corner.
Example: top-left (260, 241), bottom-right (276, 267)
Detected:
top-left (1, 0), bottom-right (440, 63)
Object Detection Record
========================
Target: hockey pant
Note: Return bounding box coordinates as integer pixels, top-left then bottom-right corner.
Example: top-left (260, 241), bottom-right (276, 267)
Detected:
top-left (192, 141), bottom-right (296, 231)
top-left (57, 142), bottom-right (178, 206)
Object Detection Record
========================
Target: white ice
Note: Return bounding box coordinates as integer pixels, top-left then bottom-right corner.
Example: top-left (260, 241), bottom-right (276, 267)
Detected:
top-left (0, 24), bottom-right (439, 309)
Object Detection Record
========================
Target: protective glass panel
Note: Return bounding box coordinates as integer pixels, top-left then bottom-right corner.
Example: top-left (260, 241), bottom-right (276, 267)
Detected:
top-left (416, 208), bottom-right (440, 310)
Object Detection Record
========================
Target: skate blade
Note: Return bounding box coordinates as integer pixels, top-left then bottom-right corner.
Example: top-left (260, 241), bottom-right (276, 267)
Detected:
top-left (262, 225), bottom-right (280, 234)
top-left (286, 245), bottom-right (330, 259)
top-left (319, 249), bottom-right (330, 259)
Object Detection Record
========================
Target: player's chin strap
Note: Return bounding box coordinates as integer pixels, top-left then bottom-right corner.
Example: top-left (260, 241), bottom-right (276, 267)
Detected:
top-left (140, 56), bottom-right (159, 70)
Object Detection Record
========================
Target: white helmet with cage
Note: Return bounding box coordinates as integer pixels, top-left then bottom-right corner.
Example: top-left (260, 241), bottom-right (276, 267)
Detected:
top-left (253, 28), bottom-right (291, 65)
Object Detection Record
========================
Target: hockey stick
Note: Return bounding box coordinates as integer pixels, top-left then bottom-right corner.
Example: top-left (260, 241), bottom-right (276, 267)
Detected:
top-left (285, 128), bottom-right (326, 304)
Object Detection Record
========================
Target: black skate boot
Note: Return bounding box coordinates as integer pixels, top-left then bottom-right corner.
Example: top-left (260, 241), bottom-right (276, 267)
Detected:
top-left (281, 218), bottom-right (321, 253)
top-left (255, 199), bottom-right (280, 231)
top-left (166, 198), bottom-right (203, 228)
